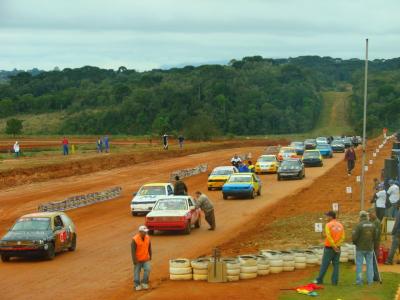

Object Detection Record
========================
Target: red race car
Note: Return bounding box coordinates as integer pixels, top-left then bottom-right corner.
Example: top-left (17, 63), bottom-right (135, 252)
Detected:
top-left (145, 196), bottom-right (201, 235)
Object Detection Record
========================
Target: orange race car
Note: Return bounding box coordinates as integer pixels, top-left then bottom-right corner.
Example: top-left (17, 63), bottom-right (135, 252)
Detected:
top-left (277, 147), bottom-right (299, 161)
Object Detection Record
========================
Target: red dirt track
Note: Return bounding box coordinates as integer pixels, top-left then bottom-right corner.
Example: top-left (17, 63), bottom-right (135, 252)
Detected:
top-left (0, 142), bottom-right (348, 300)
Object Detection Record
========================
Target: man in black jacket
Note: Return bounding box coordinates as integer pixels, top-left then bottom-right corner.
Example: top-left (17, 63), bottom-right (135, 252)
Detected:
top-left (174, 176), bottom-right (188, 195)
top-left (385, 209), bottom-right (400, 265)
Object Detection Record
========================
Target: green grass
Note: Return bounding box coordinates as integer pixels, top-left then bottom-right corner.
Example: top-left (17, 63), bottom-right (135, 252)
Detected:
top-left (279, 264), bottom-right (400, 300)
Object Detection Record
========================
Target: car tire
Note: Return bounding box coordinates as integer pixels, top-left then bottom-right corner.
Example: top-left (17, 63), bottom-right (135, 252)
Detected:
top-left (257, 188), bottom-right (261, 196)
top-left (131, 212), bottom-right (137, 216)
top-left (277, 175), bottom-right (281, 181)
top-left (223, 194), bottom-right (227, 200)
top-left (250, 190), bottom-right (255, 199)
top-left (148, 230), bottom-right (154, 235)
top-left (68, 234), bottom-right (77, 252)
top-left (207, 187), bottom-right (211, 191)
top-left (1, 254), bottom-right (10, 262)
top-left (184, 221), bottom-right (191, 235)
top-left (195, 217), bottom-right (201, 228)
top-left (46, 243), bottom-right (55, 260)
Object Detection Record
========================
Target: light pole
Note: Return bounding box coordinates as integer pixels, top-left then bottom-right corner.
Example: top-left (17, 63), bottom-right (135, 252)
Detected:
top-left (360, 38), bottom-right (368, 210)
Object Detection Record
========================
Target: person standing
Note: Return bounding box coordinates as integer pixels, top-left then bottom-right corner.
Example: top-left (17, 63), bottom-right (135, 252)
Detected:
top-left (384, 208), bottom-right (400, 265)
top-left (162, 133), bottom-right (169, 150)
top-left (344, 145), bottom-right (356, 176)
top-left (13, 141), bottom-right (20, 158)
top-left (131, 225), bottom-right (152, 291)
top-left (194, 191), bottom-right (216, 230)
top-left (372, 178), bottom-right (380, 191)
top-left (368, 208), bottom-right (382, 282)
top-left (104, 135), bottom-right (110, 153)
top-left (173, 176), bottom-right (188, 195)
top-left (387, 180), bottom-right (400, 218)
top-left (231, 154), bottom-right (242, 168)
top-left (352, 211), bottom-right (377, 285)
top-left (62, 136), bottom-right (69, 155)
top-left (371, 183), bottom-right (386, 221)
top-left (178, 135), bottom-right (184, 149)
top-left (96, 137), bottom-right (103, 153)
top-left (238, 161), bottom-right (249, 173)
top-left (314, 211), bottom-right (345, 285)
top-left (247, 160), bottom-right (255, 173)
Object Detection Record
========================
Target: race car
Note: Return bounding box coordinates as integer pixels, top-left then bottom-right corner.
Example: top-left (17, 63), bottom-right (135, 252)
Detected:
top-left (131, 183), bottom-right (174, 216)
top-left (277, 147), bottom-right (298, 161)
top-left (207, 166), bottom-right (238, 190)
top-left (331, 139), bottom-right (345, 152)
top-left (304, 139), bottom-right (317, 150)
top-left (255, 155), bottom-right (279, 174)
top-left (277, 159), bottom-right (305, 180)
top-left (0, 212), bottom-right (77, 262)
top-left (145, 196), bottom-right (201, 235)
top-left (289, 141), bottom-right (305, 155)
top-left (316, 143), bottom-right (333, 158)
top-left (222, 173), bottom-right (262, 200)
top-left (316, 137), bottom-right (329, 145)
top-left (302, 150), bottom-right (323, 167)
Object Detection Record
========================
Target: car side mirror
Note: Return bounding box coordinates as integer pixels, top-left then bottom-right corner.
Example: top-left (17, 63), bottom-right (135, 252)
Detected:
top-left (189, 206), bottom-right (196, 211)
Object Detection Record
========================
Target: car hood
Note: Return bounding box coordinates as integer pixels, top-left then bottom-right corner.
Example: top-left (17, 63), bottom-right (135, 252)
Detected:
top-left (132, 195), bottom-right (166, 202)
top-left (208, 175), bottom-right (229, 180)
top-left (1, 230), bottom-right (52, 242)
top-left (303, 157), bottom-right (321, 160)
top-left (147, 210), bottom-right (189, 218)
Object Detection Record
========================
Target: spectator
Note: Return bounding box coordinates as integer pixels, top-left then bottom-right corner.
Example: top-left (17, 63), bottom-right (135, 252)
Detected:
top-left (238, 161), bottom-right (249, 173)
top-left (62, 136), bottom-right (69, 155)
top-left (162, 133), bottom-right (169, 150)
top-left (131, 225), bottom-right (152, 291)
top-left (96, 137), bottom-right (103, 153)
top-left (368, 208), bottom-right (382, 282)
top-left (387, 180), bottom-right (400, 218)
top-left (231, 154), bottom-right (242, 168)
top-left (352, 211), bottom-right (377, 286)
top-left (370, 183), bottom-right (386, 221)
top-left (173, 176), bottom-right (188, 195)
top-left (178, 135), bottom-right (184, 149)
top-left (372, 178), bottom-right (380, 191)
top-left (344, 145), bottom-right (356, 176)
top-left (13, 141), bottom-right (20, 158)
top-left (384, 207), bottom-right (400, 265)
top-left (194, 191), bottom-right (216, 230)
top-left (104, 135), bottom-right (110, 153)
top-left (247, 160), bottom-right (255, 173)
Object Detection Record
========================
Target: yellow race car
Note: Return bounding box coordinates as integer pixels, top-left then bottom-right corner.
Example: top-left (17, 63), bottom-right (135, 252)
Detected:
top-left (255, 155), bottom-right (279, 174)
top-left (207, 166), bottom-right (239, 190)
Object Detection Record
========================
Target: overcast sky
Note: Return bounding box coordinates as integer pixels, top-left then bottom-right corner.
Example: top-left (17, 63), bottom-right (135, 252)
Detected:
top-left (0, 0), bottom-right (399, 70)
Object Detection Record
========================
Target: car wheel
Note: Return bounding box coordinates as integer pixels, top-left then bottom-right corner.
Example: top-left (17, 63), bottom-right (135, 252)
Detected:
top-left (1, 254), bottom-right (10, 262)
top-left (223, 194), bottom-right (227, 200)
top-left (148, 230), bottom-right (154, 235)
top-left (250, 189), bottom-right (255, 199)
top-left (68, 234), bottom-right (77, 252)
top-left (303, 172), bottom-right (305, 179)
top-left (45, 243), bottom-right (55, 260)
top-left (277, 175), bottom-right (281, 181)
top-left (195, 217), bottom-right (201, 228)
top-left (131, 211), bottom-right (137, 217)
top-left (184, 221), bottom-right (191, 235)
top-left (207, 187), bottom-right (211, 191)
top-left (257, 188), bottom-right (261, 196)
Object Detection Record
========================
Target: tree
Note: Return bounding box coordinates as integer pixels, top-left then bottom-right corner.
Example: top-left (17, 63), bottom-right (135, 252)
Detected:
top-left (5, 118), bottom-right (23, 136)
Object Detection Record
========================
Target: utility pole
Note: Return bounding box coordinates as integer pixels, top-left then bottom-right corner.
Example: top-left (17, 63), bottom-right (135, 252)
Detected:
top-left (360, 38), bottom-right (368, 211)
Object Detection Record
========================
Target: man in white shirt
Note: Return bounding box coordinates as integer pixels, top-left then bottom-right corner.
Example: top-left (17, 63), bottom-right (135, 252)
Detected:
top-left (13, 141), bottom-right (20, 158)
top-left (387, 180), bottom-right (400, 218)
top-left (231, 154), bottom-right (241, 167)
top-left (371, 183), bottom-right (386, 221)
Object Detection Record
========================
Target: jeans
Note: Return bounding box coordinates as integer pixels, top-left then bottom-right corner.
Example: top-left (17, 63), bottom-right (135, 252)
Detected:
top-left (356, 250), bottom-right (374, 285)
top-left (386, 206), bottom-right (398, 218)
top-left (316, 247), bottom-right (340, 285)
top-left (134, 261), bottom-right (151, 287)
top-left (387, 235), bottom-right (400, 263)
top-left (375, 207), bottom-right (385, 221)
top-left (63, 145), bottom-right (69, 155)
top-left (347, 160), bottom-right (355, 174)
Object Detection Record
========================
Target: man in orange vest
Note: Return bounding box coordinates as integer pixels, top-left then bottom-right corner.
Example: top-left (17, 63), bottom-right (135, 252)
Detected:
top-left (131, 225), bottom-right (152, 291)
top-left (314, 211), bottom-right (345, 285)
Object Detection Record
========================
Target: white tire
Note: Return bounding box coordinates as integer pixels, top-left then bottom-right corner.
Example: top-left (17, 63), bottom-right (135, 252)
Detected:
top-left (193, 274), bottom-right (208, 281)
top-left (306, 258), bottom-right (318, 265)
top-left (240, 266), bottom-right (258, 273)
top-left (238, 255), bottom-right (257, 267)
top-left (170, 273), bottom-right (193, 280)
top-left (295, 262), bottom-right (306, 269)
top-left (239, 272), bottom-right (257, 280)
top-left (283, 266), bottom-right (295, 272)
top-left (193, 268), bottom-right (208, 275)
top-left (222, 258), bottom-right (241, 269)
top-left (256, 255), bottom-right (270, 265)
top-left (169, 267), bottom-right (192, 275)
top-left (340, 256), bottom-right (349, 263)
top-left (294, 256), bottom-right (306, 263)
top-left (170, 258), bottom-right (190, 268)
top-left (269, 259), bottom-right (283, 267)
top-left (283, 261), bottom-right (295, 267)
top-left (281, 251), bottom-right (294, 261)
top-left (269, 266), bottom-right (283, 274)
top-left (227, 268), bottom-right (240, 276)
top-left (257, 264), bottom-right (270, 270)
top-left (191, 259), bottom-right (210, 270)
top-left (227, 275), bottom-right (240, 282)
top-left (257, 269), bottom-right (270, 276)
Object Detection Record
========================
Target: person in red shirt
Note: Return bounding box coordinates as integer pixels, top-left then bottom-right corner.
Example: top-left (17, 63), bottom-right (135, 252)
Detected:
top-left (62, 136), bottom-right (69, 155)
top-left (344, 145), bottom-right (356, 175)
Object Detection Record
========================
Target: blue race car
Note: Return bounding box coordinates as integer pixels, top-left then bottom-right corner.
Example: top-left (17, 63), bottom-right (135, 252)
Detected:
top-left (222, 173), bottom-right (262, 200)
top-left (316, 143), bottom-right (333, 158)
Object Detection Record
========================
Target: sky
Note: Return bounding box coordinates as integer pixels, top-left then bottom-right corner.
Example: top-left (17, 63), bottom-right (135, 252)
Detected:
top-left (0, 0), bottom-right (399, 71)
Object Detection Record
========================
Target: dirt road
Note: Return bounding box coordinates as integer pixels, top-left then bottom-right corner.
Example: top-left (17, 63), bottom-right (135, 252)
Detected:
top-left (0, 146), bottom-right (343, 300)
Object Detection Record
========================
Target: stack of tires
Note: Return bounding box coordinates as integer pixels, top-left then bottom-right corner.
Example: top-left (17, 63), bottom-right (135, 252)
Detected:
top-left (292, 250), bottom-right (307, 269)
top-left (238, 255), bottom-right (258, 280)
top-left (191, 258), bottom-right (210, 281)
top-left (222, 258), bottom-right (241, 282)
top-left (169, 258), bottom-right (193, 280)
top-left (260, 251), bottom-right (283, 274)
top-left (305, 250), bottom-right (319, 267)
top-left (280, 251), bottom-right (295, 272)
top-left (256, 255), bottom-right (270, 276)
top-left (342, 243), bottom-right (356, 261)
top-left (309, 246), bottom-right (324, 265)
top-left (339, 246), bottom-right (349, 263)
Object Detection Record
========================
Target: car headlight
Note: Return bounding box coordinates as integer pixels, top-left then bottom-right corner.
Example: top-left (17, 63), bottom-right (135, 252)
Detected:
top-left (39, 240), bottom-right (44, 244)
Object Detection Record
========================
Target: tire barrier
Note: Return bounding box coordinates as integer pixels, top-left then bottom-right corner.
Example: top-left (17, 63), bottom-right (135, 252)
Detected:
top-left (305, 250), bottom-right (319, 266)
top-left (309, 246), bottom-right (324, 265)
top-left (281, 251), bottom-right (295, 272)
top-left (292, 250), bottom-right (307, 269)
top-left (38, 186), bottom-right (122, 212)
top-left (191, 258), bottom-right (210, 281)
top-left (170, 259), bottom-right (193, 280)
top-left (170, 164), bottom-right (208, 181)
top-left (342, 243), bottom-right (356, 261)
top-left (222, 258), bottom-right (241, 282)
top-left (256, 255), bottom-right (270, 276)
top-left (339, 246), bottom-right (350, 263)
top-left (238, 255), bottom-right (258, 279)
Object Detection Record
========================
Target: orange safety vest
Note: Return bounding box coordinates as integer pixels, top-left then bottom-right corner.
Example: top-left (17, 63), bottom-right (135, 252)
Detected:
top-left (324, 219), bottom-right (345, 248)
top-left (133, 234), bottom-right (150, 262)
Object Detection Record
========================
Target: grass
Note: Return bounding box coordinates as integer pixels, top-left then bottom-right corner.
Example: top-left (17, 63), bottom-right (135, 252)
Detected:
top-left (279, 264), bottom-right (400, 300)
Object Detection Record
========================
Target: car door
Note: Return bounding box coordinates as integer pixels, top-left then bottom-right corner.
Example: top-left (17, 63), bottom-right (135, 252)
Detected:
top-left (53, 215), bottom-right (67, 251)
top-left (60, 214), bottom-right (74, 247)
top-left (167, 185), bottom-right (174, 196)
top-left (252, 174), bottom-right (259, 192)
top-left (187, 198), bottom-right (197, 225)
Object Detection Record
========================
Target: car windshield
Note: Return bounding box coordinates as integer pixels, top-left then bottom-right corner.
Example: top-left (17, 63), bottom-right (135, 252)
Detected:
top-left (258, 156), bottom-right (275, 162)
top-left (139, 186), bottom-right (166, 196)
top-left (291, 142), bottom-right (304, 147)
top-left (228, 175), bottom-right (252, 183)
top-left (154, 199), bottom-right (187, 210)
top-left (281, 161), bottom-right (299, 167)
top-left (317, 144), bottom-right (330, 149)
top-left (12, 218), bottom-right (51, 231)
top-left (332, 141), bottom-right (344, 144)
top-left (304, 152), bottom-right (319, 158)
top-left (212, 169), bottom-right (232, 175)
top-left (282, 149), bottom-right (295, 153)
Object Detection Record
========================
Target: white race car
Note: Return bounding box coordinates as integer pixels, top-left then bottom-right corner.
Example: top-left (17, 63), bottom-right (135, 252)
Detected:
top-left (130, 183), bottom-right (174, 216)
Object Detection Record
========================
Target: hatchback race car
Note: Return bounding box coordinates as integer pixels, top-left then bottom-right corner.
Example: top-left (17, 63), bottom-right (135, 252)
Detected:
top-left (331, 139), bottom-right (345, 152)
top-left (316, 137), bottom-right (329, 145)
top-left (304, 139), bottom-right (317, 150)
top-left (255, 155), bottom-right (279, 174)
top-left (207, 166), bottom-right (238, 190)
top-left (145, 196), bottom-right (201, 235)
top-left (222, 173), bottom-right (262, 199)
top-left (277, 147), bottom-right (298, 161)
top-left (290, 141), bottom-right (305, 155)
top-left (0, 212), bottom-right (77, 262)
top-left (131, 183), bottom-right (174, 216)
top-left (302, 150), bottom-right (323, 167)
top-left (277, 159), bottom-right (305, 180)
top-left (316, 143), bottom-right (333, 158)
